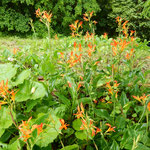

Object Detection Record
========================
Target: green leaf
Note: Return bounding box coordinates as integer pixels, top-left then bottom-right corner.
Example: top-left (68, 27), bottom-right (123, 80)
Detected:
top-left (7, 140), bottom-right (20, 150)
top-left (12, 69), bottom-right (31, 86)
top-left (94, 109), bottom-right (112, 122)
top-left (25, 100), bottom-right (38, 112)
top-left (110, 140), bottom-right (120, 150)
top-left (78, 97), bottom-right (91, 105)
top-left (54, 92), bottom-right (71, 106)
top-left (0, 63), bottom-right (17, 82)
top-left (97, 77), bottom-right (111, 88)
top-left (30, 81), bottom-right (46, 100)
top-left (73, 119), bottom-right (82, 131)
top-left (15, 80), bottom-right (46, 102)
top-left (135, 143), bottom-right (150, 150)
top-left (60, 144), bottom-right (79, 150)
top-left (115, 117), bottom-right (126, 129)
top-left (35, 112), bottom-right (61, 147)
top-left (0, 107), bottom-right (15, 138)
top-left (75, 131), bottom-right (87, 140)
top-left (120, 92), bottom-right (129, 107)
top-left (65, 76), bottom-right (77, 101)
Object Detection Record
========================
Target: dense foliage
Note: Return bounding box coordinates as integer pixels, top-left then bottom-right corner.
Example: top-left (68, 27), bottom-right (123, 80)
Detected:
top-left (0, 0), bottom-right (150, 40)
top-left (0, 12), bottom-right (150, 149)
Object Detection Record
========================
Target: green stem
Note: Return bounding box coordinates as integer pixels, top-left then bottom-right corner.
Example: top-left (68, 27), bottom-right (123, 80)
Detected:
top-left (134, 105), bottom-right (146, 130)
top-left (92, 139), bottom-right (98, 150)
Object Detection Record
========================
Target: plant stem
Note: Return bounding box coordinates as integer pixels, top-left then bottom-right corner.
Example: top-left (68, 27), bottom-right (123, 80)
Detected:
top-left (10, 106), bottom-right (18, 128)
top-left (92, 139), bottom-right (98, 150)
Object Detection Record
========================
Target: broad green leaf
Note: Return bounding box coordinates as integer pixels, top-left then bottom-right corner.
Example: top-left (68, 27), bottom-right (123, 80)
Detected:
top-left (30, 81), bottom-right (46, 100)
top-left (73, 119), bottom-right (82, 131)
top-left (7, 140), bottom-right (20, 150)
top-left (0, 107), bottom-right (15, 138)
top-left (0, 128), bottom-right (5, 138)
top-left (15, 80), bottom-right (31, 102)
top-left (94, 109), bottom-right (112, 122)
top-left (75, 131), bottom-right (87, 140)
top-left (12, 69), bottom-right (31, 86)
top-left (25, 100), bottom-right (38, 112)
top-left (60, 144), bottom-right (79, 150)
top-left (0, 63), bottom-right (17, 82)
top-left (35, 112), bottom-right (61, 147)
top-left (115, 117), bottom-right (126, 129)
top-left (15, 80), bottom-right (46, 102)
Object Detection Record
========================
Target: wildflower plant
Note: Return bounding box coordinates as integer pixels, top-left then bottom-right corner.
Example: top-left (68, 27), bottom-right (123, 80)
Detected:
top-left (36, 8), bottom-right (52, 39)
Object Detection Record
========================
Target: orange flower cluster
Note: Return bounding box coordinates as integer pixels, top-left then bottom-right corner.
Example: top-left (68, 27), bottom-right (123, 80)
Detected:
top-left (0, 80), bottom-right (17, 109)
top-left (125, 48), bottom-right (134, 60)
top-left (132, 94), bottom-right (150, 104)
top-left (87, 43), bottom-right (96, 57)
top-left (80, 119), bottom-right (101, 136)
top-left (18, 117), bottom-right (43, 142)
top-left (67, 51), bottom-right (82, 67)
top-left (106, 80), bottom-right (120, 98)
top-left (36, 8), bottom-right (52, 23)
top-left (84, 31), bottom-right (94, 41)
top-left (59, 119), bottom-right (69, 130)
top-left (74, 103), bottom-right (84, 119)
top-left (111, 39), bottom-right (130, 56)
top-left (74, 103), bottom-right (101, 137)
top-left (83, 11), bottom-right (97, 25)
top-left (67, 42), bottom-right (83, 67)
top-left (69, 20), bottom-right (83, 37)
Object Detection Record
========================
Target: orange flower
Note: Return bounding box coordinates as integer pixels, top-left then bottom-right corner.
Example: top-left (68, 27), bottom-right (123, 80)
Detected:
top-left (18, 117), bottom-right (32, 142)
top-left (13, 48), bottom-right (19, 55)
top-left (79, 76), bottom-right (83, 81)
top-left (93, 99), bottom-right (98, 104)
top-left (83, 16), bottom-right (88, 21)
top-left (74, 103), bottom-right (84, 119)
top-left (67, 81), bottom-right (72, 88)
top-left (74, 42), bottom-right (77, 48)
top-left (94, 61), bottom-right (100, 65)
top-left (103, 33), bottom-right (108, 38)
top-left (106, 123), bottom-right (115, 132)
top-left (133, 94), bottom-right (149, 104)
top-left (0, 80), bottom-right (9, 97)
top-left (116, 16), bottom-right (121, 23)
top-left (32, 123), bottom-right (43, 135)
top-left (90, 11), bottom-right (94, 17)
top-left (59, 119), bottom-right (69, 130)
top-left (96, 127), bottom-right (102, 134)
top-left (35, 8), bottom-right (41, 17)
top-left (77, 83), bottom-right (82, 91)
top-left (147, 102), bottom-right (150, 111)
top-left (80, 119), bottom-right (88, 130)
top-left (10, 90), bottom-right (18, 102)
top-left (130, 30), bottom-right (135, 36)
top-left (19, 117), bottom-right (43, 142)
top-left (114, 81), bottom-right (120, 88)
top-left (78, 43), bottom-right (82, 51)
